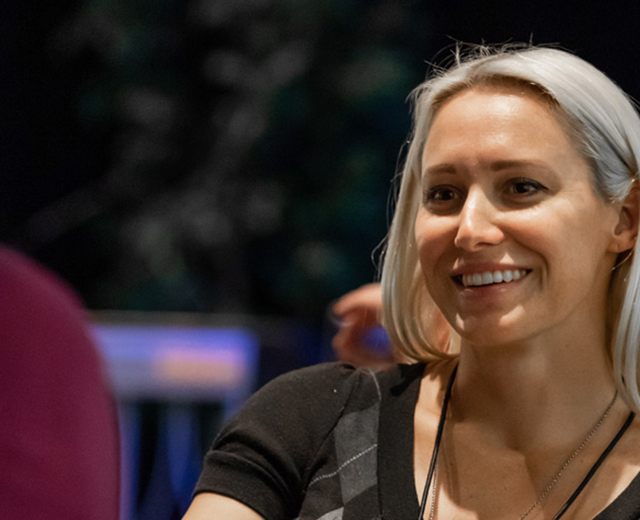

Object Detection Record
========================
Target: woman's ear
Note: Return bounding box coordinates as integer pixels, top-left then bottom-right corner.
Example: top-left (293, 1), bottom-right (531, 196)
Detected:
top-left (612, 179), bottom-right (640, 252)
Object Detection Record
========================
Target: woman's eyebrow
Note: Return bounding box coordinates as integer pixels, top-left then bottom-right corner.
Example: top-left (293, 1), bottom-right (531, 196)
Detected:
top-left (423, 163), bottom-right (457, 177)
top-left (423, 159), bottom-right (551, 177)
top-left (490, 159), bottom-right (550, 172)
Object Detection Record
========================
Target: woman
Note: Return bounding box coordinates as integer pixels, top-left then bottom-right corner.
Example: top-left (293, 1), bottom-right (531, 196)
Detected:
top-left (183, 45), bottom-right (640, 519)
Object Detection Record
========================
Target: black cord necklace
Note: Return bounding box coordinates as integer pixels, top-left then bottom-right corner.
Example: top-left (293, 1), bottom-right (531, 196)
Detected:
top-left (416, 366), bottom-right (635, 520)
top-left (417, 365), bottom-right (457, 520)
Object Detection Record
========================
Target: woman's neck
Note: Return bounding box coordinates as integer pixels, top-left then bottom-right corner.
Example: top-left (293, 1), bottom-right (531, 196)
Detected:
top-left (452, 331), bottom-right (617, 453)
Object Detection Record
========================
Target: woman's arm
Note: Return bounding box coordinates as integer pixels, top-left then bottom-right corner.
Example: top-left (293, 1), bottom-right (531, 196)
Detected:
top-left (185, 365), bottom-right (358, 519)
top-left (182, 493), bottom-right (264, 520)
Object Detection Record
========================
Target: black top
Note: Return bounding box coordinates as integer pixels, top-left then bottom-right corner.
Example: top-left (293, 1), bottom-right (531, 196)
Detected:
top-left (194, 362), bottom-right (640, 519)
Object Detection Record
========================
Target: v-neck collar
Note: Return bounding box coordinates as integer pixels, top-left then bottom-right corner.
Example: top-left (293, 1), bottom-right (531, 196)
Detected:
top-left (376, 362), bottom-right (640, 520)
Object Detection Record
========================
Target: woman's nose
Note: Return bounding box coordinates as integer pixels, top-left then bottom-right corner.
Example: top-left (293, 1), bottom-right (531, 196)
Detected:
top-left (453, 188), bottom-right (504, 251)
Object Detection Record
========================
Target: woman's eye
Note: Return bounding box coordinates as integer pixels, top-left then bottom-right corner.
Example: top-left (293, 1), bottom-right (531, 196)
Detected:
top-left (423, 186), bottom-right (458, 204)
top-left (507, 178), bottom-right (547, 196)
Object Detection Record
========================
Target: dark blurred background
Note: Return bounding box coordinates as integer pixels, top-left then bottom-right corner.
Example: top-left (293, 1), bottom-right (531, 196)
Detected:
top-left (4, 0), bottom-right (640, 332)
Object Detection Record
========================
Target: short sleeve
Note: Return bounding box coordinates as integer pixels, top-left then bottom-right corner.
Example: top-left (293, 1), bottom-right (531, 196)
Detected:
top-left (194, 362), bottom-right (359, 520)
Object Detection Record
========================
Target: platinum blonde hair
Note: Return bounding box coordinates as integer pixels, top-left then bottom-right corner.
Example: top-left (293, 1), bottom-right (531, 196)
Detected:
top-left (380, 44), bottom-right (640, 410)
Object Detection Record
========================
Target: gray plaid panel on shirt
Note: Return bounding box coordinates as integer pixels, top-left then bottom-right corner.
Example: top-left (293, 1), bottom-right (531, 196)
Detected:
top-left (300, 369), bottom-right (383, 519)
top-left (335, 403), bottom-right (379, 504)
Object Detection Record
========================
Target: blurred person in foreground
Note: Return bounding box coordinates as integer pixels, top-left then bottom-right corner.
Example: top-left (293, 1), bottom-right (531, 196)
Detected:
top-left (0, 247), bottom-right (120, 520)
top-left (184, 44), bottom-right (640, 519)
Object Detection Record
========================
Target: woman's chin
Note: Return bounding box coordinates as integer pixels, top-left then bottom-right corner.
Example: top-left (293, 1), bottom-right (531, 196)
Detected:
top-left (452, 312), bottom-right (532, 349)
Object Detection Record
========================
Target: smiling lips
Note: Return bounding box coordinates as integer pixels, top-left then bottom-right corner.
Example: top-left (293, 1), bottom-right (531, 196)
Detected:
top-left (459, 269), bottom-right (529, 287)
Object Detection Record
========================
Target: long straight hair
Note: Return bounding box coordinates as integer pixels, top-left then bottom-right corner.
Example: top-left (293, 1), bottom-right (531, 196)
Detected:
top-left (380, 45), bottom-right (640, 411)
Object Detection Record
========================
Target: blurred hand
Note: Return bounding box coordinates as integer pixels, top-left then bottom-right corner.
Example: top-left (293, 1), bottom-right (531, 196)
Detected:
top-left (331, 283), bottom-right (394, 367)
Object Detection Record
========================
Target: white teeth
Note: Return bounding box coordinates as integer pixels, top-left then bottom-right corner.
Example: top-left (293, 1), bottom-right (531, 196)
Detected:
top-left (461, 269), bottom-right (527, 287)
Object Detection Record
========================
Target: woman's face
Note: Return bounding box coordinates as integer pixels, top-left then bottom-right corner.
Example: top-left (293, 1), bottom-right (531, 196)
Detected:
top-left (415, 86), bottom-right (621, 347)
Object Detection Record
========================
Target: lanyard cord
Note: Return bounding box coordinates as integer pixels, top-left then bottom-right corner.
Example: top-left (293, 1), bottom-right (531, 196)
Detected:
top-left (416, 365), bottom-right (635, 520)
top-left (552, 411), bottom-right (635, 520)
top-left (416, 365), bottom-right (457, 520)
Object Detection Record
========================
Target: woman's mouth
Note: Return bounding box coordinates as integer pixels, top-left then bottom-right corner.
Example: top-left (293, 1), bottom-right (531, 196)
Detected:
top-left (457, 269), bottom-right (530, 287)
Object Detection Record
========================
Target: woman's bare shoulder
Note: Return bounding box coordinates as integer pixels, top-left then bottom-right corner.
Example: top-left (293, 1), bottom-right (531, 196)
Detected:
top-left (413, 358), bottom-right (457, 415)
top-left (614, 414), bottom-right (640, 468)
